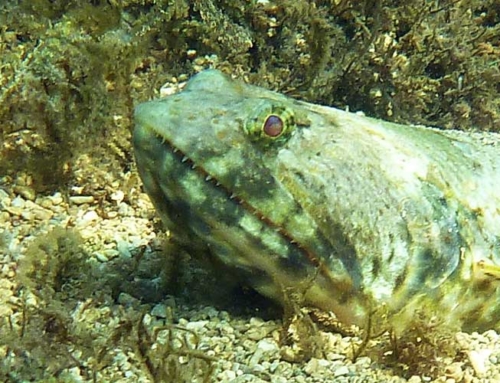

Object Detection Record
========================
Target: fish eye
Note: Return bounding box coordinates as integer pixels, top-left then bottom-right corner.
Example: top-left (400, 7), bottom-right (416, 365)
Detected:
top-left (263, 115), bottom-right (284, 137)
top-left (244, 101), bottom-right (296, 145)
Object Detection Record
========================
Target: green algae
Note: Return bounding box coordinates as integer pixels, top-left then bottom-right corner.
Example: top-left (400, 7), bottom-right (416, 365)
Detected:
top-left (0, 1), bottom-right (499, 381)
top-left (0, 226), bottom-right (217, 382)
top-left (1, 0), bottom-right (499, 191)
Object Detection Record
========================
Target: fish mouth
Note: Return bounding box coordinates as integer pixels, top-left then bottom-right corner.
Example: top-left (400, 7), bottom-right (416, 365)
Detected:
top-left (136, 127), bottom-right (369, 322)
top-left (134, 116), bottom-right (326, 272)
top-left (161, 134), bottom-right (321, 266)
top-left (133, 99), bottom-right (370, 325)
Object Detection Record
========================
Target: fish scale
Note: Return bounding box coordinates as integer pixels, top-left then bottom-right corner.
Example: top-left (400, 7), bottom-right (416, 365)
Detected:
top-left (133, 69), bottom-right (500, 332)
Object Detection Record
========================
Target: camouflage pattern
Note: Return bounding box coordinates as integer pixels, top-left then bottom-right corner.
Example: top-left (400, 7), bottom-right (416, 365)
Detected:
top-left (133, 70), bottom-right (500, 332)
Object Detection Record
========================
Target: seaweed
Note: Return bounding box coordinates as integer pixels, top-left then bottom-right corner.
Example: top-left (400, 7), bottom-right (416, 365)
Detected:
top-left (279, 286), bottom-right (325, 363)
top-left (0, 226), bottom-right (219, 382)
top-left (376, 311), bottom-right (463, 380)
top-left (0, 227), bottom-right (94, 380)
top-left (1, 1), bottom-right (499, 379)
top-left (250, 0), bottom-right (500, 132)
top-left (136, 312), bottom-right (217, 383)
top-left (274, 270), bottom-right (466, 379)
top-left (0, 1), bottom-right (142, 191)
top-left (1, 0), bottom-right (499, 192)
top-left (16, 226), bottom-right (90, 299)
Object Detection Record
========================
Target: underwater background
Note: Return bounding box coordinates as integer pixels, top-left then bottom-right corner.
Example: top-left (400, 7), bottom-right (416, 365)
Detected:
top-left (1, 1), bottom-right (500, 381)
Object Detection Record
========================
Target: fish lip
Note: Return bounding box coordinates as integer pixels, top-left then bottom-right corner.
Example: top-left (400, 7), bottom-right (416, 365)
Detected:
top-left (134, 106), bottom-right (331, 274)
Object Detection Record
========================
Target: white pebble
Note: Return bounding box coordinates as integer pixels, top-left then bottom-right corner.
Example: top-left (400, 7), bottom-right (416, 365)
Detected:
top-left (248, 339), bottom-right (279, 367)
top-left (218, 370), bottom-right (236, 381)
top-left (185, 320), bottom-right (209, 331)
top-left (116, 240), bottom-right (132, 258)
top-left (70, 196), bottom-right (95, 205)
top-left (333, 365), bottom-right (350, 377)
top-left (94, 252), bottom-right (109, 262)
top-left (0, 188), bottom-right (9, 202)
top-left (49, 192), bottom-right (63, 205)
top-left (79, 210), bottom-right (99, 227)
top-left (304, 358), bottom-right (330, 376)
top-left (151, 303), bottom-right (168, 318)
top-left (468, 349), bottom-right (492, 377)
top-left (11, 196), bottom-right (25, 208)
top-left (111, 190), bottom-right (125, 204)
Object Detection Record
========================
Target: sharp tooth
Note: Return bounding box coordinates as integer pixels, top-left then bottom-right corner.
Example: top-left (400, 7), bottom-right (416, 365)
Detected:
top-left (205, 175), bottom-right (212, 181)
top-left (191, 164), bottom-right (197, 169)
top-left (181, 156), bottom-right (188, 162)
top-left (229, 193), bottom-right (236, 199)
top-left (172, 148), bottom-right (178, 153)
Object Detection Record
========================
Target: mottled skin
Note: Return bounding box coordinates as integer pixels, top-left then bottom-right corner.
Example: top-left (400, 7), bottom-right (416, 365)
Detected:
top-left (134, 70), bottom-right (500, 332)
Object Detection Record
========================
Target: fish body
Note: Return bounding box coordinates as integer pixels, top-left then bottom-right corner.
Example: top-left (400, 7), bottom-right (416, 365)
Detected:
top-left (133, 70), bottom-right (500, 332)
